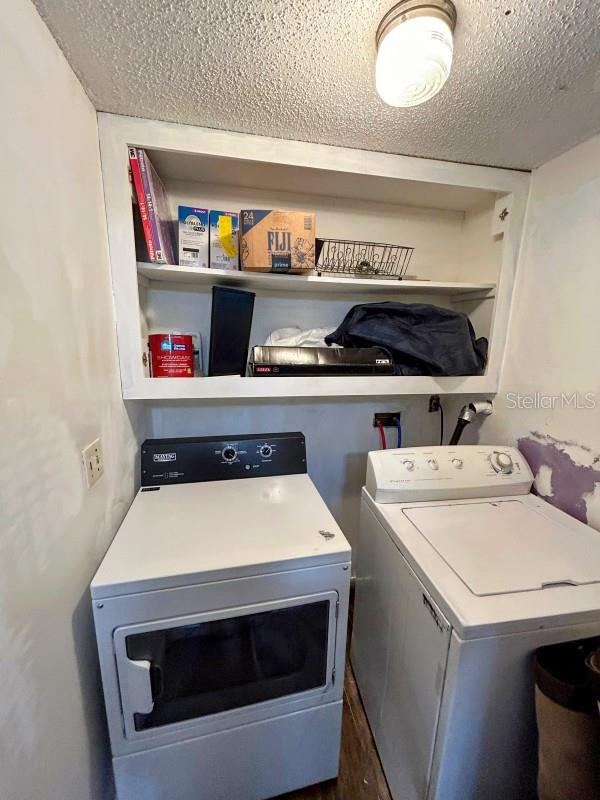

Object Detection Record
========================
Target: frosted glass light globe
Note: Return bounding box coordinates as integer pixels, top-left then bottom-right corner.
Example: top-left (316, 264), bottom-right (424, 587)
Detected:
top-left (376, 14), bottom-right (454, 108)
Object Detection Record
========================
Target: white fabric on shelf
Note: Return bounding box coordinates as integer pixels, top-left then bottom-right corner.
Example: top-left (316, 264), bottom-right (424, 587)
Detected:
top-left (264, 327), bottom-right (341, 348)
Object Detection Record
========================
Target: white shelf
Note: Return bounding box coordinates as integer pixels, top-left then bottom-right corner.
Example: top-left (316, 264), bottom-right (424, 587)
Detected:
top-left (147, 149), bottom-right (498, 213)
top-left (137, 263), bottom-right (496, 297)
top-left (124, 374), bottom-right (495, 401)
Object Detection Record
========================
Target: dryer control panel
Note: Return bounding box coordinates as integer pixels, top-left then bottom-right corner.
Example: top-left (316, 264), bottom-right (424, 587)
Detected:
top-left (366, 445), bottom-right (533, 503)
top-left (141, 432), bottom-right (306, 486)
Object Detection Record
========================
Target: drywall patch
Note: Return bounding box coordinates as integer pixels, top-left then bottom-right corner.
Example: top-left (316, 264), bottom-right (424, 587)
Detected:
top-left (584, 483), bottom-right (600, 531)
top-left (518, 432), bottom-right (600, 526)
top-left (534, 464), bottom-right (554, 499)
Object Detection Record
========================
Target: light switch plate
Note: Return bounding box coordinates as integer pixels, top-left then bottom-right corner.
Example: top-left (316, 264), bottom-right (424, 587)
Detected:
top-left (82, 438), bottom-right (103, 488)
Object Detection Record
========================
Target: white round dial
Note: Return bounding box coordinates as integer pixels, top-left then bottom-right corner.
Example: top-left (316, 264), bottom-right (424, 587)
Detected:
top-left (491, 451), bottom-right (513, 474)
top-left (427, 459), bottom-right (439, 471)
top-left (403, 459), bottom-right (415, 471)
top-left (452, 458), bottom-right (463, 469)
top-left (222, 446), bottom-right (237, 462)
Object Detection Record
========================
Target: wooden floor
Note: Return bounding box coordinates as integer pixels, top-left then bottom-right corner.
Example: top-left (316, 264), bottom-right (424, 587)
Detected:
top-left (274, 660), bottom-right (391, 800)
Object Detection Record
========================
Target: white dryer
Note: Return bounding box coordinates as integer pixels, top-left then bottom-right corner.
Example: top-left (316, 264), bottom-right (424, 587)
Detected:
top-left (92, 432), bottom-right (351, 800)
top-left (351, 445), bottom-right (600, 800)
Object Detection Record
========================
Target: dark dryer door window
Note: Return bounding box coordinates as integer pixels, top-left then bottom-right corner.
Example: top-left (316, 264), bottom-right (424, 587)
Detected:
top-left (114, 594), bottom-right (336, 735)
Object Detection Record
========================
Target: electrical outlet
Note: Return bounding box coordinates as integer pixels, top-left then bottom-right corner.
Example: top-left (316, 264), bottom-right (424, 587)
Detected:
top-left (373, 412), bottom-right (401, 428)
top-left (82, 438), bottom-right (103, 488)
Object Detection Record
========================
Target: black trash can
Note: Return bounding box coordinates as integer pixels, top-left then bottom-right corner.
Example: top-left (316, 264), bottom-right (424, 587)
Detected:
top-left (534, 637), bottom-right (600, 800)
top-left (586, 647), bottom-right (600, 714)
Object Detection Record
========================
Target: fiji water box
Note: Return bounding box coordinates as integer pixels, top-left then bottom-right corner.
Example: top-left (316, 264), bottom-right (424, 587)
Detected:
top-left (178, 206), bottom-right (209, 268)
top-left (209, 211), bottom-right (239, 270)
top-left (240, 210), bottom-right (316, 273)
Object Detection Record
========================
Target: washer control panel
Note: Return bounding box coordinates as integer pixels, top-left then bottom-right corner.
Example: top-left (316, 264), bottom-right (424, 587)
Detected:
top-left (141, 432), bottom-right (306, 486)
top-left (366, 445), bottom-right (533, 504)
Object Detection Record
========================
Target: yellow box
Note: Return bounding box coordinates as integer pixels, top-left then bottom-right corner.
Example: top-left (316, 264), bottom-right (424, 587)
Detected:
top-left (240, 210), bottom-right (316, 273)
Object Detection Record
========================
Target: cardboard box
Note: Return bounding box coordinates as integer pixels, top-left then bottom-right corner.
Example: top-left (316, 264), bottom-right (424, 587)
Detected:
top-left (240, 210), bottom-right (316, 273)
top-left (209, 210), bottom-right (239, 270)
top-left (178, 206), bottom-right (208, 268)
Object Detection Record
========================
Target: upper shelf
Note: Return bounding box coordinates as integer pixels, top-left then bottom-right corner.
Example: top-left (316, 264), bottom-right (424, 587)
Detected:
top-left (147, 149), bottom-right (499, 213)
top-left (137, 263), bottom-right (496, 297)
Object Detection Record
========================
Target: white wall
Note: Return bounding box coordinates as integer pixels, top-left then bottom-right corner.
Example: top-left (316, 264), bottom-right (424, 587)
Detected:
top-left (477, 134), bottom-right (600, 529)
top-left (0, 3), bottom-right (144, 799)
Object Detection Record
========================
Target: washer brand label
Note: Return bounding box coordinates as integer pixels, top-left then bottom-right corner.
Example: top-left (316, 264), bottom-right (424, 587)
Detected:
top-left (153, 453), bottom-right (177, 463)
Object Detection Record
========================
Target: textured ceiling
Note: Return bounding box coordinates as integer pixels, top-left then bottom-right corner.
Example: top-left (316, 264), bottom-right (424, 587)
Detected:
top-left (33, 0), bottom-right (600, 170)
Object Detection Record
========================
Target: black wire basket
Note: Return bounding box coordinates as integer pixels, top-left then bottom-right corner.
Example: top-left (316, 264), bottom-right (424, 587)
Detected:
top-left (315, 238), bottom-right (414, 280)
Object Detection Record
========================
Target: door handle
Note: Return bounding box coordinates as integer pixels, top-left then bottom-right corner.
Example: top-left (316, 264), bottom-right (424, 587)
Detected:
top-left (122, 659), bottom-right (154, 715)
top-left (541, 579), bottom-right (577, 589)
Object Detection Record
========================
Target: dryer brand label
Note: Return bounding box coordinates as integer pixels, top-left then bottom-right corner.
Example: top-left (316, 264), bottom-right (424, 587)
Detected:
top-left (153, 453), bottom-right (177, 462)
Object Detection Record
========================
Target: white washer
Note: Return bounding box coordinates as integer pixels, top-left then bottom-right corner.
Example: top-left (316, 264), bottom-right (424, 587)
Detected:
top-left (92, 432), bottom-right (351, 800)
top-left (351, 445), bottom-right (600, 800)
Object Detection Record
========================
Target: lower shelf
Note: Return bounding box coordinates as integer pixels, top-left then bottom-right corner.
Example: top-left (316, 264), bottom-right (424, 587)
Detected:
top-left (124, 374), bottom-right (496, 400)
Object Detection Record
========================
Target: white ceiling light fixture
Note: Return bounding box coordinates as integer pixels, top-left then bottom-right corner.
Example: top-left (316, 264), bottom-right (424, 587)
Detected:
top-left (376, 0), bottom-right (457, 108)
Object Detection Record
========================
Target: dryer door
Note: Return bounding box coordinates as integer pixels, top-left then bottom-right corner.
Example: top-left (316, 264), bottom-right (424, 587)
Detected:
top-left (113, 592), bottom-right (338, 740)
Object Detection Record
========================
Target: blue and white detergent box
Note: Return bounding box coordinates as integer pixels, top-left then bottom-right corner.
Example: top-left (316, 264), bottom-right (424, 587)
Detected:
top-left (209, 210), bottom-right (239, 270)
top-left (178, 206), bottom-right (209, 268)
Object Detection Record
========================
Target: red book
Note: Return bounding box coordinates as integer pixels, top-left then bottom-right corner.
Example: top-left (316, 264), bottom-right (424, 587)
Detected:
top-left (137, 148), bottom-right (163, 262)
top-left (128, 146), bottom-right (156, 262)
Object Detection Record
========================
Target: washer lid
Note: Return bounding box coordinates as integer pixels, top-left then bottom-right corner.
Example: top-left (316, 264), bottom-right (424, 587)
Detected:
top-left (403, 500), bottom-right (600, 596)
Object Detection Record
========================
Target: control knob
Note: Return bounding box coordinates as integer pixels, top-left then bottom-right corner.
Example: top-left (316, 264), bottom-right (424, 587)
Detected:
top-left (260, 445), bottom-right (273, 458)
top-left (452, 458), bottom-right (464, 469)
top-left (491, 451), bottom-right (513, 474)
top-left (222, 446), bottom-right (237, 462)
top-left (427, 459), bottom-right (439, 471)
top-left (402, 459), bottom-right (415, 471)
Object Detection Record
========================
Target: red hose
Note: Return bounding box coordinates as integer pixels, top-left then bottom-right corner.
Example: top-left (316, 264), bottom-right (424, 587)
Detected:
top-left (376, 421), bottom-right (387, 449)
